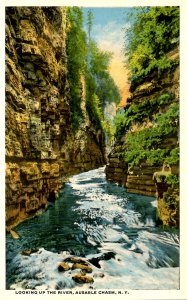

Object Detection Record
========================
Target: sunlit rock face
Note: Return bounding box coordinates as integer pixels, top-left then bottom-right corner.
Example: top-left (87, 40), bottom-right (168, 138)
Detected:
top-left (106, 48), bottom-right (179, 227)
top-left (5, 7), bottom-right (106, 229)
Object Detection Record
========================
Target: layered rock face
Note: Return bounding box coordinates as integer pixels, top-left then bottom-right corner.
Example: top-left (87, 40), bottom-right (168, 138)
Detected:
top-left (106, 48), bottom-right (179, 226)
top-left (106, 151), bottom-right (162, 197)
top-left (6, 7), bottom-right (106, 229)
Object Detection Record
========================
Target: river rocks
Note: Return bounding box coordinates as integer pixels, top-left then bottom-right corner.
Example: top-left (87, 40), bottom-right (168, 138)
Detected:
top-left (72, 274), bottom-right (94, 284)
top-left (57, 258), bottom-right (94, 283)
top-left (5, 7), bottom-right (106, 229)
top-left (10, 229), bottom-right (20, 239)
top-left (58, 256), bottom-right (93, 274)
top-left (72, 263), bottom-right (92, 273)
top-left (21, 249), bottom-right (39, 256)
top-left (58, 262), bottom-right (70, 272)
top-left (88, 251), bottom-right (116, 268)
top-left (88, 257), bottom-right (101, 268)
top-left (64, 256), bottom-right (89, 265)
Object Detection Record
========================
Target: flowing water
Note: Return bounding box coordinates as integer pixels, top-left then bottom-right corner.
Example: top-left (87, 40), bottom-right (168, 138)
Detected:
top-left (6, 167), bottom-right (179, 290)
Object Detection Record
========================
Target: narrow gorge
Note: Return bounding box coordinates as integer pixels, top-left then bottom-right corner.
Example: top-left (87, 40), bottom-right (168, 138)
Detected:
top-left (5, 6), bottom-right (180, 291)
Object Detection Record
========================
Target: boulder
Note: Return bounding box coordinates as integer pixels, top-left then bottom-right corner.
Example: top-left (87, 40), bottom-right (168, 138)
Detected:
top-left (64, 256), bottom-right (89, 265)
top-left (10, 229), bottom-right (20, 239)
top-left (72, 263), bottom-right (92, 273)
top-left (58, 262), bottom-right (70, 272)
top-left (21, 248), bottom-right (38, 256)
top-left (72, 274), bottom-right (94, 284)
top-left (88, 251), bottom-right (116, 268)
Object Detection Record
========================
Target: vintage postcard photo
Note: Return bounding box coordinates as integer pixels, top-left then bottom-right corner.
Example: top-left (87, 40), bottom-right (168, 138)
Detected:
top-left (2, 0), bottom-right (187, 299)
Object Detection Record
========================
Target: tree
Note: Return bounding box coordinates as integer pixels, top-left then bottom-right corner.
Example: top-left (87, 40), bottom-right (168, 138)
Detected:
top-left (85, 40), bottom-right (121, 128)
top-left (113, 7), bottom-right (180, 167)
top-left (87, 9), bottom-right (93, 45)
top-left (125, 7), bottom-right (179, 78)
top-left (67, 8), bottom-right (121, 132)
top-left (67, 7), bottom-right (88, 132)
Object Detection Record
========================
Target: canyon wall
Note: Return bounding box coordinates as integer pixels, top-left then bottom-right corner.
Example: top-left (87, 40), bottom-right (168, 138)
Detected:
top-left (5, 7), bottom-right (106, 229)
top-left (106, 48), bottom-right (179, 227)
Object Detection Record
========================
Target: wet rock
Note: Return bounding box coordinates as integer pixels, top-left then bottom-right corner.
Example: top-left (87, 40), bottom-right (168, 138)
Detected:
top-left (72, 274), bottom-right (94, 284)
top-left (88, 251), bottom-right (116, 268)
top-left (21, 248), bottom-right (39, 256)
top-left (72, 263), bottom-right (92, 273)
top-left (64, 256), bottom-right (89, 265)
top-left (93, 272), bottom-right (104, 278)
top-left (58, 262), bottom-right (70, 272)
top-left (101, 251), bottom-right (116, 260)
top-left (88, 257), bottom-right (101, 268)
top-left (10, 229), bottom-right (20, 239)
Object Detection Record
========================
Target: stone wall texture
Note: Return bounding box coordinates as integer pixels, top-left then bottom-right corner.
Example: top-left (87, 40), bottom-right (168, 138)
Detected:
top-left (106, 48), bottom-right (179, 226)
top-left (5, 7), bottom-right (106, 229)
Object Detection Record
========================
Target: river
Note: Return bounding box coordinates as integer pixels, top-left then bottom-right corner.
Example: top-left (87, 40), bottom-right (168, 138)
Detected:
top-left (6, 167), bottom-right (179, 290)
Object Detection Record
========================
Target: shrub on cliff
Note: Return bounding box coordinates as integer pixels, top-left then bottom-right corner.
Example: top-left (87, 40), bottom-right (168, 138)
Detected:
top-left (112, 7), bottom-right (180, 168)
top-left (121, 103), bottom-right (179, 166)
top-left (125, 7), bottom-right (179, 90)
top-left (114, 92), bottom-right (175, 137)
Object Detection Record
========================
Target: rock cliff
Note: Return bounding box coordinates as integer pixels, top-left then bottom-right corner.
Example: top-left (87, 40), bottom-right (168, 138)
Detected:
top-left (106, 48), bottom-right (179, 227)
top-left (5, 7), bottom-right (106, 229)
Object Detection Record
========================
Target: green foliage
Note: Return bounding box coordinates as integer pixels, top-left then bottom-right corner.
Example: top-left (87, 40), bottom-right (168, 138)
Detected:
top-left (86, 41), bottom-right (121, 128)
top-left (102, 119), bottom-right (116, 145)
top-left (165, 147), bottom-right (179, 165)
top-left (89, 41), bottom-right (121, 107)
top-left (154, 102), bottom-right (179, 130)
top-left (96, 75), bottom-right (121, 108)
top-left (87, 9), bottom-right (93, 43)
top-left (67, 7), bottom-right (88, 132)
top-left (125, 7), bottom-right (179, 90)
top-left (124, 132), bottom-right (169, 166)
top-left (114, 112), bottom-right (126, 137)
top-left (67, 8), bottom-right (121, 133)
top-left (86, 92), bottom-right (103, 129)
top-left (114, 93), bottom-right (175, 138)
top-left (130, 58), bottom-right (179, 92)
top-left (121, 103), bottom-right (179, 166)
top-left (162, 187), bottom-right (179, 214)
top-left (90, 41), bottom-right (112, 75)
top-left (166, 174), bottom-right (179, 188)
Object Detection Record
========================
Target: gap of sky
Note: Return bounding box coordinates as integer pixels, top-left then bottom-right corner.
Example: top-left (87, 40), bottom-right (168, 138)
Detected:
top-left (83, 7), bottom-right (133, 105)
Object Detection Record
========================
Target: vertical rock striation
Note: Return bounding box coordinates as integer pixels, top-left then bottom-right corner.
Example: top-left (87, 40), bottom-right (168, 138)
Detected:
top-left (5, 7), bottom-right (106, 229)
